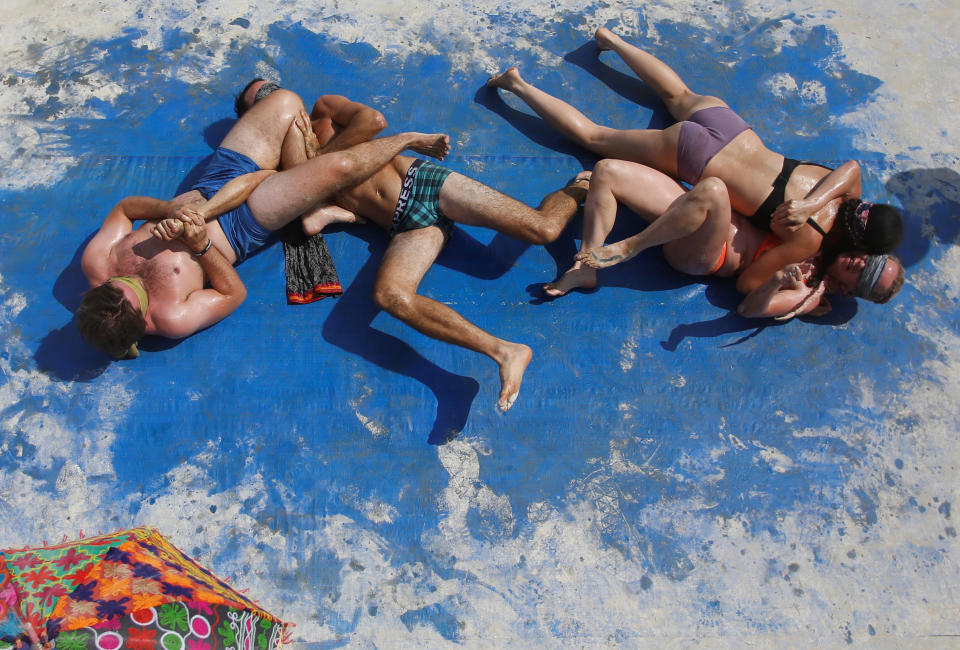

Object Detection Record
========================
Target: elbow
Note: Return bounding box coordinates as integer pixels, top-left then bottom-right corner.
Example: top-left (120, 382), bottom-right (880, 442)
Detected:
top-left (368, 110), bottom-right (387, 134)
top-left (844, 160), bottom-right (862, 197)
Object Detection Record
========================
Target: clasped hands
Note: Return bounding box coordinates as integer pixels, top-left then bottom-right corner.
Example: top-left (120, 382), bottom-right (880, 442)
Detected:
top-left (151, 205), bottom-right (210, 253)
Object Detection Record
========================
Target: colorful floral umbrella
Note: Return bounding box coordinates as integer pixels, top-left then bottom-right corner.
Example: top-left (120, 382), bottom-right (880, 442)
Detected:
top-left (0, 528), bottom-right (286, 649)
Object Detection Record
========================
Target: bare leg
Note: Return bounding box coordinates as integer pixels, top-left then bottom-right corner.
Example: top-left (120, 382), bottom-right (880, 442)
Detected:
top-left (594, 27), bottom-right (725, 120)
top-left (219, 89), bottom-right (307, 171)
top-left (576, 172), bottom-right (732, 275)
top-left (487, 67), bottom-right (680, 172)
top-left (247, 132), bottom-right (450, 231)
top-left (437, 171), bottom-right (590, 245)
top-left (546, 160), bottom-right (729, 296)
top-left (544, 160), bottom-right (683, 295)
top-left (373, 227), bottom-right (532, 411)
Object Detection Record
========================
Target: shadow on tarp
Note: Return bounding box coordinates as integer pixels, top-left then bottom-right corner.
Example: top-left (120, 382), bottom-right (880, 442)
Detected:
top-left (660, 284), bottom-right (858, 351)
top-left (39, 234), bottom-right (111, 381)
top-left (321, 225), bottom-right (480, 445)
top-left (886, 166), bottom-right (960, 268)
top-left (562, 40), bottom-right (675, 130)
top-left (473, 86), bottom-right (599, 171)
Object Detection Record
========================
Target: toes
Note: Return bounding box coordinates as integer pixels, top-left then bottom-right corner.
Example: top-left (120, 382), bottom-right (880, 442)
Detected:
top-left (497, 392), bottom-right (519, 412)
top-left (543, 284), bottom-right (567, 297)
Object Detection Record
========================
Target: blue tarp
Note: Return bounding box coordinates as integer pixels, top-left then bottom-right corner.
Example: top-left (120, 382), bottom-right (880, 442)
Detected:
top-left (1, 6), bottom-right (957, 647)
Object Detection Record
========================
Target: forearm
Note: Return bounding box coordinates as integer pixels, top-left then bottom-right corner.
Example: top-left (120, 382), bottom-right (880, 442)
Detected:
top-left (312, 95), bottom-right (387, 154)
top-left (119, 196), bottom-right (173, 221)
top-left (737, 276), bottom-right (784, 318)
top-left (318, 111), bottom-right (387, 154)
top-left (804, 160), bottom-right (861, 210)
top-left (195, 171), bottom-right (275, 221)
top-left (738, 275), bottom-right (820, 319)
top-left (194, 241), bottom-right (246, 304)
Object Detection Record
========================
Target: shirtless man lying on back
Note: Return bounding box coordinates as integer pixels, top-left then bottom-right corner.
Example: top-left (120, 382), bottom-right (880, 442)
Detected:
top-left (78, 84), bottom-right (448, 359)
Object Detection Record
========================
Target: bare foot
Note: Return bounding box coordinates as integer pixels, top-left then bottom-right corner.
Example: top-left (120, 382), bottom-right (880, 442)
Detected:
top-left (575, 242), bottom-right (628, 270)
top-left (408, 133), bottom-right (451, 161)
top-left (486, 67), bottom-right (523, 92)
top-left (594, 27), bottom-right (619, 51)
top-left (302, 204), bottom-right (365, 236)
top-left (496, 342), bottom-right (533, 411)
top-left (543, 263), bottom-right (598, 297)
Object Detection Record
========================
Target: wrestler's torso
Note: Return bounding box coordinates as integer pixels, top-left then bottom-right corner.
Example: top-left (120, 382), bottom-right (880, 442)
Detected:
top-left (333, 155), bottom-right (418, 231)
top-left (109, 224), bottom-right (207, 333)
top-left (702, 131), bottom-right (834, 218)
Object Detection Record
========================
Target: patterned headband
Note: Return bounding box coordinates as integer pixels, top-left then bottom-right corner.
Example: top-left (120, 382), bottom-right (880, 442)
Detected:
top-left (856, 254), bottom-right (888, 299)
top-left (845, 201), bottom-right (872, 247)
top-left (254, 81), bottom-right (282, 104)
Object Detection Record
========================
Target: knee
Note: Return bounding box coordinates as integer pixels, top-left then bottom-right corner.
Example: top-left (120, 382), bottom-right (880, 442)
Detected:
top-left (369, 111), bottom-right (388, 133)
top-left (528, 230), bottom-right (555, 246)
top-left (592, 158), bottom-right (631, 184)
top-left (263, 89), bottom-right (306, 117)
top-left (691, 176), bottom-right (729, 207)
top-left (323, 153), bottom-right (362, 190)
top-left (372, 284), bottom-right (414, 317)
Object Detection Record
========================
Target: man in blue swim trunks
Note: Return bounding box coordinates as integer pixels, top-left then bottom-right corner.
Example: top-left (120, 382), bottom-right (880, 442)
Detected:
top-left (234, 87), bottom-right (592, 411)
top-left (78, 84), bottom-right (450, 359)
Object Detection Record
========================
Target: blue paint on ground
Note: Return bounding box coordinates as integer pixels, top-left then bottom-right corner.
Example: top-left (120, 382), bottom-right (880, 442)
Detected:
top-left (1, 4), bottom-right (958, 646)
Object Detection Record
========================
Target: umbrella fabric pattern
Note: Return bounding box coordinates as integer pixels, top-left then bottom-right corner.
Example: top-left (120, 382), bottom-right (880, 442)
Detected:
top-left (0, 528), bottom-right (285, 649)
top-left (53, 601), bottom-right (279, 650)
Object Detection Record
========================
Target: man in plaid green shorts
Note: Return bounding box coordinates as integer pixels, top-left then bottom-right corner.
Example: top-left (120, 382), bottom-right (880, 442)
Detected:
top-left (238, 86), bottom-right (589, 412)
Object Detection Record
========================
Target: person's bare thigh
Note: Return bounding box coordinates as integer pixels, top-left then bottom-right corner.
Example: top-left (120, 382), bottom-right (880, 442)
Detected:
top-left (660, 184), bottom-right (733, 275)
top-left (374, 226), bottom-right (447, 295)
top-left (218, 89), bottom-right (305, 170)
top-left (246, 154), bottom-right (350, 231)
top-left (437, 173), bottom-right (539, 235)
top-left (580, 124), bottom-right (684, 175)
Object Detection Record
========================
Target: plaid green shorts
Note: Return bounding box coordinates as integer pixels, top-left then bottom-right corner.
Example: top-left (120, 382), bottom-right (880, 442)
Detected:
top-left (391, 159), bottom-right (454, 237)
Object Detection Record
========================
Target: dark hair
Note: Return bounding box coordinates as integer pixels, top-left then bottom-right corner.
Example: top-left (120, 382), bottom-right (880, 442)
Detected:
top-left (235, 77), bottom-right (265, 117)
top-left (821, 199), bottom-right (903, 272)
top-left (834, 199), bottom-right (903, 253)
top-left (76, 283), bottom-right (146, 358)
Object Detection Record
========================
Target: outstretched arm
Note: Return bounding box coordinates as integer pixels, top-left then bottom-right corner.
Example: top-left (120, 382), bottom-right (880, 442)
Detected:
top-left (771, 160), bottom-right (862, 232)
top-left (311, 94), bottom-right (387, 154)
top-left (737, 263), bottom-right (827, 319)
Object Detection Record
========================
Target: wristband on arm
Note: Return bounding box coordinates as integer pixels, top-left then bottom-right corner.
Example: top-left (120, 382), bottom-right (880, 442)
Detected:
top-left (192, 239), bottom-right (213, 257)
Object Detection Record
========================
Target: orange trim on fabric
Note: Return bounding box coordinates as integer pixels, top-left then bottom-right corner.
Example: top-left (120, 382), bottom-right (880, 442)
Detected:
top-left (753, 233), bottom-right (783, 263)
top-left (709, 241), bottom-right (728, 274)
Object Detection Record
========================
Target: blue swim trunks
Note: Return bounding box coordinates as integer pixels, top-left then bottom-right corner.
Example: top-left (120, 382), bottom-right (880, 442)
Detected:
top-left (191, 147), bottom-right (274, 263)
top-left (391, 159), bottom-right (454, 238)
